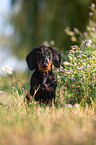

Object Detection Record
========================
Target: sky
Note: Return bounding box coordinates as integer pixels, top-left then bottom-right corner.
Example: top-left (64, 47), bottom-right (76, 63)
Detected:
top-left (0, 0), bottom-right (10, 11)
top-left (0, 0), bottom-right (27, 73)
top-left (0, 0), bottom-right (14, 36)
top-left (0, 0), bottom-right (10, 26)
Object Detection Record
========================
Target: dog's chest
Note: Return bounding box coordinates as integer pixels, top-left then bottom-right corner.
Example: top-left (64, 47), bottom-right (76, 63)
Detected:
top-left (40, 74), bottom-right (52, 85)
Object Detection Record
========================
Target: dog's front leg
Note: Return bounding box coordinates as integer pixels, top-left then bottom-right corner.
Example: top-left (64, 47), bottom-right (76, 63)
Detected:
top-left (39, 77), bottom-right (47, 91)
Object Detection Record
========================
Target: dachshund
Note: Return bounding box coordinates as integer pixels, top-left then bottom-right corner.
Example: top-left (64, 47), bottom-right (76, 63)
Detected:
top-left (26, 45), bottom-right (61, 104)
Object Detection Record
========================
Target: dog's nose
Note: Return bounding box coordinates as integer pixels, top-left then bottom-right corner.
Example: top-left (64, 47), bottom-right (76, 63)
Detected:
top-left (43, 63), bottom-right (48, 68)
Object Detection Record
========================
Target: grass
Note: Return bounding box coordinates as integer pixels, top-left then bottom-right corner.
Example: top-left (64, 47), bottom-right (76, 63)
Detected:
top-left (0, 45), bottom-right (96, 145)
top-left (0, 70), bottom-right (96, 145)
top-left (0, 47), bottom-right (96, 145)
top-left (0, 95), bottom-right (96, 145)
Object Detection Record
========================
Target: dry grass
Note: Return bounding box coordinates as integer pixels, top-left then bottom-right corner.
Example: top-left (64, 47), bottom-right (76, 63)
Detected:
top-left (0, 92), bottom-right (96, 145)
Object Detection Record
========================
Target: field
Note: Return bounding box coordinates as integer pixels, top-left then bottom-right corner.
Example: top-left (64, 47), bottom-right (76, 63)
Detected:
top-left (0, 81), bottom-right (96, 145)
top-left (0, 44), bottom-right (96, 145)
top-left (0, 4), bottom-right (96, 145)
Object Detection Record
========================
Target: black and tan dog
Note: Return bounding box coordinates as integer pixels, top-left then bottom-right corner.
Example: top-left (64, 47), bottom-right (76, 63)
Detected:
top-left (26, 45), bottom-right (61, 104)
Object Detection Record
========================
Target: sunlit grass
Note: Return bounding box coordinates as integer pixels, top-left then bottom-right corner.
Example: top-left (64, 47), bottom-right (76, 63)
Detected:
top-left (0, 41), bottom-right (96, 145)
top-left (0, 43), bottom-right (96, 145)
top-left (0, 48), bottom-right (96, 144)
top-left (0, 89), bottom-right (96, 145)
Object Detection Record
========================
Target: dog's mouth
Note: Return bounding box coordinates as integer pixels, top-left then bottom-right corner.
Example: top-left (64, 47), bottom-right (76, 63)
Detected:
top-left (38, 62), bottom-right (52, 72)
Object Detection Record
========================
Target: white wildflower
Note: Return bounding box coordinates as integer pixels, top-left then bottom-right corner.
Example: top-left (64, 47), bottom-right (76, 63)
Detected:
top-left (81, 66), bottom-right (84, 69)
top-left (69, 50), bottom-right (75, 53)
top-left (66, 104), bottom-right (73, 108)
top-left (75, 50), bottom-right (82, 53)
top-left (63, 69), bottom-right (68, 71)
top-left (57, 75), bottom-right (60, 79)
top-left (86, 43), bottom-right (91, 47)
top-left (1, 65), bottom-right (13, 75)
top-left (82, 62), bottom-right (86, 67)
top-left (74, 63), bottom-right (77, 66)
top-left (88, 39), bottom-right (92, 44)
top-left (43, 41), bottom-right (49, 46)
top-left (66, 71), bottom-right (70, 74)
top-left (74, 104), bottom-right (80, 108)
top-left (77, 67), bottom-right (82, 70)
top-left (87, 64), bottom-right (91, 68)
top-left (0, 91), bottom-right (3, 93)
top-left (68, 56), bottom-right (72, 60)
top-left (77, 54), bottom-right (81, 58)
top-left (50, 40), bottom-right (55, 45)
top-left (60, 66), bottom-right (64, 69)
top-left (86, 39), bottom-right (92, 47)
top-left (82, 40), bottom-right (85, 43)
top-left (82, 54), bottom-right (86, 57)
top-left (63, 61), bottom-right (71, 65)
top-left (70, 69), bottom-right (73, 72)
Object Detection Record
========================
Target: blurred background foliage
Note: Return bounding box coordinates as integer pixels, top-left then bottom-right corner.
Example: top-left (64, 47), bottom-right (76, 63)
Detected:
top-left (9, 0), bottom-right (95, 58)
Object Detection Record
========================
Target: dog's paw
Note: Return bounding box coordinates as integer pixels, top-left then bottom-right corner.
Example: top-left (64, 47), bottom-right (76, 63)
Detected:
top-left (26, 93), bottom-right (32, 101)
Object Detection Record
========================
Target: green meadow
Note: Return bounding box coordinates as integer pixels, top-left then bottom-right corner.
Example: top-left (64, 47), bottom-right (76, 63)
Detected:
top-left (0, 41), bottom-right (96, 145)
top-left (0, 70), bottom-right (96, 145)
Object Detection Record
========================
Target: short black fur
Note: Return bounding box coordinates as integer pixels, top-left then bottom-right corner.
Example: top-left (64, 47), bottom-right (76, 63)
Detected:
top-left (26, 45), bottom-right (61, 104)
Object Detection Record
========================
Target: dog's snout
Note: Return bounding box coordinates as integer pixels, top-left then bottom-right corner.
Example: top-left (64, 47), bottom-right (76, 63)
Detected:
top-left (43, 63), bottom-right (48, 68)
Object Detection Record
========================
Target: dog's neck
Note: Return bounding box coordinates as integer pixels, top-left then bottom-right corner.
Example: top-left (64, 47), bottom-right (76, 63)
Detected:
top-left (35, 68), bottom-right (52, 78)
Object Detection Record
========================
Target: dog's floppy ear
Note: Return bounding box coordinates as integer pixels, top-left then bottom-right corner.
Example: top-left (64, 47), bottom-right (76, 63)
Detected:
top-left (26, 48), bottom-right (37, 70)
top-left (50, 47), bottom-right (61, 68)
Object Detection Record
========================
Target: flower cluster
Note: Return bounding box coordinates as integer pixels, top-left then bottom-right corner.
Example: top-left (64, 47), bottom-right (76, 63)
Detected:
top-left (82, 39), bottom-right (92, 48)
top-left (65, 3), bottom-right (96, 51)
top-left (55, 44), bottom-right (96, 105)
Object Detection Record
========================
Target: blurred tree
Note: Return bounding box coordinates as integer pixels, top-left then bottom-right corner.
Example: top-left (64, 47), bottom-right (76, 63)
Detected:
top-left (11, 0), bottom-right (93, 58)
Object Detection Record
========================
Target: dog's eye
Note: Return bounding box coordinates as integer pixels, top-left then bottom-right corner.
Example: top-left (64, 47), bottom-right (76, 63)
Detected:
top-left (47, 52), bottom-right (50, 55)
top-left (38, 52), bottom-right (42, 56)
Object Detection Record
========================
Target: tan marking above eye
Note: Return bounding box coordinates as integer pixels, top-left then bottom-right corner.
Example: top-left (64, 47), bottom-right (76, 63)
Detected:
top-left (47, 52), bottom-right (49, 55)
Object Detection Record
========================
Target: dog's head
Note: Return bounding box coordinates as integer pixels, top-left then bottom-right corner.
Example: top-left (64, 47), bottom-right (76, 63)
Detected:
top-left (26, 45), bottom-right (61, 72)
